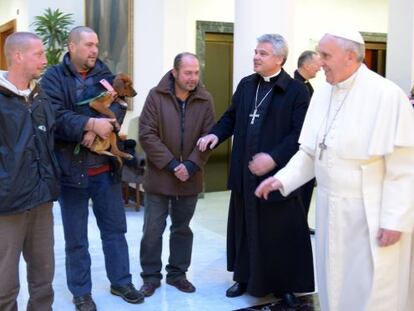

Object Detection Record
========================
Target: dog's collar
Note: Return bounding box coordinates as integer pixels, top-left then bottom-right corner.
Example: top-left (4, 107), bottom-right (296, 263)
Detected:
top-left (74, 91), bottom-right (109, 106)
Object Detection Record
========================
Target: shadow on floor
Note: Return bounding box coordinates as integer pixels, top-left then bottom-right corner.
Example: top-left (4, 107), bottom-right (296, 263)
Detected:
top-left (234, 293), bottom-right (320, 311)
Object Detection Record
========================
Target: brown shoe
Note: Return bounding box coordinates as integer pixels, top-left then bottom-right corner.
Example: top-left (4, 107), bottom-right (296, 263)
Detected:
top-left (166, 278), bottom-right (196, 293)
top-left (139, 282), bottom-right (160, 297)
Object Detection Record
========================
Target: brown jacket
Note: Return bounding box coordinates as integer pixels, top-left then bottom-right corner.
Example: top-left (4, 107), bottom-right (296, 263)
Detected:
top-left (139, 71), bottom-right (215, 196)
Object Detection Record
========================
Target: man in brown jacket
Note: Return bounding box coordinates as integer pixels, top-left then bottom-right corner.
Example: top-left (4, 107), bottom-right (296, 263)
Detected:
top-left (138, 52), bottom-right (215, 297)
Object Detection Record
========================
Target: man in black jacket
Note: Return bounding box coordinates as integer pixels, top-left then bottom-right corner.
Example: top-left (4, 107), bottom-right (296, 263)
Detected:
top-left (0, 32), bottom-right (60, 311)
top-left (294, 50), bottom-right (321, 97)
top-left (198, 34), bottom-right (314, 308)
top-left (41, 26), bottom-right (143, 310)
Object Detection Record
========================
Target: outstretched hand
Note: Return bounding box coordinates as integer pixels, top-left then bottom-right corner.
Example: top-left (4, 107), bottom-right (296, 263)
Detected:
top-left (197, 134), bottom-right (218, 152)
top-left (255, 176), bottom-right (283, 200)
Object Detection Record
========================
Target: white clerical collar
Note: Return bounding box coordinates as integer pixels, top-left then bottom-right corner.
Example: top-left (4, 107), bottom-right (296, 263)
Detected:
top-left (261, 69), bottom-right (281, 82)
top-left (335, 64), bottom-right (362, 90)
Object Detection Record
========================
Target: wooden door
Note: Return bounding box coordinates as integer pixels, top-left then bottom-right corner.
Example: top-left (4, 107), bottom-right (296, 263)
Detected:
top-left (0, 19), bottom-right (16, 70)
top-left (364, 41), bottom-right (386, 77)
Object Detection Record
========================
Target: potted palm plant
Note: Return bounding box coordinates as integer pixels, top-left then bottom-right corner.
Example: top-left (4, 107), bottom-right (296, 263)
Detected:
top-left (32, 8), bottom-right (74, 66)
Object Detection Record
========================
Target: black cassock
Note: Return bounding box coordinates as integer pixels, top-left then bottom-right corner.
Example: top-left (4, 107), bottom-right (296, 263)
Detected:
top-left (211, 69), bottom-right (314, 297)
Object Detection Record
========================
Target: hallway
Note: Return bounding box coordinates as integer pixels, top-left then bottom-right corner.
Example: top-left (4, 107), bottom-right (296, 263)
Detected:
top-left (17, 191), bottom-right (317, 310)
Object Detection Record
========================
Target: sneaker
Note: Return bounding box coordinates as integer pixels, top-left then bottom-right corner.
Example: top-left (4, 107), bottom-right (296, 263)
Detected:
top-left (110, 283), bottom-right (144, 304)
top-left (139, 282), bottom-right (160, 297)
top-left (73, 294), bottom-right (97, 311)
top-left (166, 278), bottom-right (196, 293)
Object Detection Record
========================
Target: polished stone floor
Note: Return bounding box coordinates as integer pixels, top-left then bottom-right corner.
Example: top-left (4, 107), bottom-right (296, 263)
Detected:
top-left (17, 191), bottom-right (317, 310)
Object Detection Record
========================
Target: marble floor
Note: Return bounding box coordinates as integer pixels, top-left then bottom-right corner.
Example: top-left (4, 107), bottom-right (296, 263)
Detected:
top-left (17, 191), bottom-right (317, 311)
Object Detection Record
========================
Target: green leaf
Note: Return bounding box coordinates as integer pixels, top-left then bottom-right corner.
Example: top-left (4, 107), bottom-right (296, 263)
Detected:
top-left (32, 8), bottom-right (74, 67)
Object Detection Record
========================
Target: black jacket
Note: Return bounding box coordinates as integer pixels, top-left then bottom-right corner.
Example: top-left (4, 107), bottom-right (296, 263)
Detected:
top-left (210, 69), bottom-right (309, 201)
top-left (0, 83), bottom-right (60, 215)
top-left (41, 53), bottom-right (126, 187)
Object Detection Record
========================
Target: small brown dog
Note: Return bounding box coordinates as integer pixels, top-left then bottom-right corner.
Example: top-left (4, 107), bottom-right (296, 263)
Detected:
top-left (89, 73), bottom-right (137, 164)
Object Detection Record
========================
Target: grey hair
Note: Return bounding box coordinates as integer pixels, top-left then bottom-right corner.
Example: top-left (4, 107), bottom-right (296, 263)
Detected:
top-left (173, 52), bottom-right (199, 70)
top-left (68, 26), bottom-right (96, 45)
top-left (332, 35), bottom-right (365, 62)
top-left (257, 33), bottom-right (289, 65)
top-left (4, 32), bottom-right (41, 66)
top-left (297, 50), bottom-right (318, 68)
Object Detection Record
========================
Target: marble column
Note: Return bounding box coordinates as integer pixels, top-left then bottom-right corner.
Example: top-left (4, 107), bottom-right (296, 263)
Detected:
top-left (386, 0), bottom-right (414, 93)
top-left (233, 0), bottom-right (297, 89)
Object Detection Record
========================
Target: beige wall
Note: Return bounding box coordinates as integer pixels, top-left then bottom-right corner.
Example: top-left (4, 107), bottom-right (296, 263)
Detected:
top-left (0, 0), bottom-right (29, 31)
top-left (293, 0), bottom-right (389, 88)
top-left (0, 0), bottom-right (84, 32)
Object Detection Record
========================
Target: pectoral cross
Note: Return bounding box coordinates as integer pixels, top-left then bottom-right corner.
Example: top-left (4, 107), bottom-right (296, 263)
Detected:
top-left (318, 141), bottom-right (327, 160)
top-left (249, 108), bottom-right (260, 125)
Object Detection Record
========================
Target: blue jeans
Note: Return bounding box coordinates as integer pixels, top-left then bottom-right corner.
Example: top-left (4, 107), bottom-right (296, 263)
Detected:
top-left (59, 172), bottom-right (132, 297)
top-left (140, 193), bottom-right (197, 284)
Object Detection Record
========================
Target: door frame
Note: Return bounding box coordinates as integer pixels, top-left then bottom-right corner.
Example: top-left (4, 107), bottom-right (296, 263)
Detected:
top-left (0, 19), bottom-right (17, 70)
top-left (196, 21), bottom-right (234, 81)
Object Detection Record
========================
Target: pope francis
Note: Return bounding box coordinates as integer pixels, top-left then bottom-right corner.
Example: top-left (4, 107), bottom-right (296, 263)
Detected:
top-left (255, 30), bottom-right (414, 311)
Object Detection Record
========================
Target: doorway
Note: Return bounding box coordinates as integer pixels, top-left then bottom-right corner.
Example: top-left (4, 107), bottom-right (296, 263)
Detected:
top-left (0, 19), bottom-right (16, 70)
top-left (361, 32), bottom-right (387, 77)
top-left (196, 21), bottom-right (234, 192)
top-left (365, 42), bottom-right (386, 76)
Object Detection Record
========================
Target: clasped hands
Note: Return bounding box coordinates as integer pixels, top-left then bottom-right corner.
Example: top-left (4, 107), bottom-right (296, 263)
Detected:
top-left (174, 163), bottom-right (190, 182)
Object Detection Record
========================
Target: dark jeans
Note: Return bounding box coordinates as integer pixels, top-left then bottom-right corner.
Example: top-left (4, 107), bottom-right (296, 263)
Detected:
top-left (59, 172), bottom-right (132, 297)
top-left (0, 203), bottom-right (54, 311)
top-left (140, 193), bottom-right (197, 284)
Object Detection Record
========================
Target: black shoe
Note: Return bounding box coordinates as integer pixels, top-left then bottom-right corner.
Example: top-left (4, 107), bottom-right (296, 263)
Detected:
top-left (309, 228), bottom-right (315, 235)
top-left (110, 283), bottom-right (144, 304)
top-left (282, 292), bottom-right (299, 308)
top-left (225, 282), bottom-right (247, 298)
top-left (139, 282), bottom-right (160, 297)
top-left (166, 278), bottom-right (196, 293)
top-left (73, 294), bottom-right (97, 311)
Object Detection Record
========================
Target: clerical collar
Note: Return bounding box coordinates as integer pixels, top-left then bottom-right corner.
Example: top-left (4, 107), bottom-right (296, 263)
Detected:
top-left (261, 69), bottom-right (281, 82)
top-left (335, 64), bottom-right (362, 90)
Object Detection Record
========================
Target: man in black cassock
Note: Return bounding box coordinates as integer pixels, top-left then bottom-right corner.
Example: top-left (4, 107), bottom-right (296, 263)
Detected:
top-left (198, 34), bottom-right (314, 308)
top-left (293, 50), bottom-right (322, 235)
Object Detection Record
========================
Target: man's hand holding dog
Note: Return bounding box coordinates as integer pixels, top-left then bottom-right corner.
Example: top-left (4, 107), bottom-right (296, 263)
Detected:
top-left (81, 131), bottom-right (97, 148)
top-left (86, 117), bottom-right (117, 139)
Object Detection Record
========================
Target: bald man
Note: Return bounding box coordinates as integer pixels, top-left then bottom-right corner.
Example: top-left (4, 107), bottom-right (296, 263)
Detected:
top-left (0, 32), bottom-right (60, 311)
top-left (41, 26), bottom-right (144, 310)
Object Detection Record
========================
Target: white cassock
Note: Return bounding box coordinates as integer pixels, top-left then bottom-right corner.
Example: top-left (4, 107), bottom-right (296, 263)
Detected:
top-left (275, 64), bottom-right (414, 311)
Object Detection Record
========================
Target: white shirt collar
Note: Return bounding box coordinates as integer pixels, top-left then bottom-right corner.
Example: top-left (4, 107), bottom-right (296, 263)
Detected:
top-left (262, 69), bottom-right (281, 82)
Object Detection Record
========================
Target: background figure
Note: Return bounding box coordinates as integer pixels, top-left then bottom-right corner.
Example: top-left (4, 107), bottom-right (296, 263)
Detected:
top-left (138, 52), bottom-right (215, 298)
top-left (294, 50), bottom-right (322, 234)
top-left (409, 84), bottom-right (414, 106)
top-left (198, 34), bottom-right (314, 308)
top-left (0, 32), bottom-right (60, 311)
top-left (256, 30), bottom-right (414, 311)
top-left (294, 50), bottom-right (321, 97)
top-left (41, 26), bottom-right (143, 311)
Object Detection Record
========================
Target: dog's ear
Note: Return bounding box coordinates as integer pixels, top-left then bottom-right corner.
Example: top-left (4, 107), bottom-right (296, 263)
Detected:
top-left (113, 75), bottom-right (126, 95)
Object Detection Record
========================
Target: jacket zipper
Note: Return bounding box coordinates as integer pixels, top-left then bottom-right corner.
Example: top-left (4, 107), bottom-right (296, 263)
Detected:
top-left (179, 100), bottom-right (186, 162)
